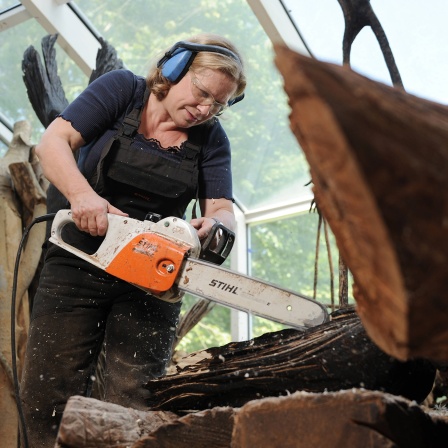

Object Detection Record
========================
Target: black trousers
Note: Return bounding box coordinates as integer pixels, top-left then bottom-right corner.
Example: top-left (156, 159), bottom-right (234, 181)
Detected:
top-left (20, 245), bottom-right (181, 448)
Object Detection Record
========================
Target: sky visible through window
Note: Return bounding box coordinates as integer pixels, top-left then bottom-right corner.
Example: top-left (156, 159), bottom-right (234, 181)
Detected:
top-left (284, 0), bottom-right (448, 104)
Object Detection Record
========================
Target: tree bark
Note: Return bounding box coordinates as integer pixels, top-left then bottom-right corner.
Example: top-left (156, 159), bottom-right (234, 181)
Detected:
top-left (274, 45), bottom-right (448, 363)
top-left (0, 121), bottom-right (47, 447)
top-left (231, 389), bottom-right (448, 448)
top-left (145, 310), bottom-right (435, 411)
top-left (55, 391), bottom-right (448, 448)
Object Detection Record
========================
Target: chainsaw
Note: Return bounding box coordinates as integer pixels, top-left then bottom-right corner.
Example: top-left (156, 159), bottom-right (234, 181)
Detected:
top-left (49, 210), bottom-right (329, 329)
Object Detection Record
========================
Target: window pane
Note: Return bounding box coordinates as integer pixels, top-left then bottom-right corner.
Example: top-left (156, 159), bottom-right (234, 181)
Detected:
top-left (0, 1), bottom-right (19, 11)
top-left (0, 138), bottom-right (8, 157)
top-left (285, 0), bottom-right (448, 103)
top-left (176, 294), bottom-right (231, 355)
top-left (0, 16), bottom-right (86, 142)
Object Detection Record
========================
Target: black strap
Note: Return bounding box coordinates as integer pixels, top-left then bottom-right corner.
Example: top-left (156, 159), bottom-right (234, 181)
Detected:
top-left (92, 88), bottom-right (209, 206)
top-left (92, 88), bottom-right (150, 192)
top-left (181, 125), bottom-right (204, 169)
top-left (120, 87), bottom-right (150, 142)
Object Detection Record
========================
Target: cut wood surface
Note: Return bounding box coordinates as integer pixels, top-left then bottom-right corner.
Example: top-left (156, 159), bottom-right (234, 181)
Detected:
top-left (145, 310), bottom-right (435, 411)
top-left (54, 396), bottom-right (178, 448)
top-left (127, 407), bottom-right (234, 448)
top-left (274, 45), bottom-right (448, 363)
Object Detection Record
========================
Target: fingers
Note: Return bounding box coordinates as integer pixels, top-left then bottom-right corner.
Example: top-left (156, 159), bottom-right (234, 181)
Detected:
top-left (73, 207), bottom-right (107, 236)
top-left (107, 203), bottom-right (129, 217)
top-left (190, 217), bottom-right (216, 241)
top-left (95, 212), bottom-right (109, 237)
top-left (71, 198), bottom-right (128, 237)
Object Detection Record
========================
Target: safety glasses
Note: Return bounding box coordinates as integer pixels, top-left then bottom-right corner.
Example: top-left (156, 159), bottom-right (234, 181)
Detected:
top-left (189, 71), bottom-right (228, 115)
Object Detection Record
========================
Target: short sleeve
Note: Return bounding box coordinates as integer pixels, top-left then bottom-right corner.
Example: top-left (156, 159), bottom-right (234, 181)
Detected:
top-left (58, 69), bottom-right (139, 143)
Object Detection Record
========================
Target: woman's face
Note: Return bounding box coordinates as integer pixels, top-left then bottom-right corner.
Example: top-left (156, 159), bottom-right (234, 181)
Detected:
top-left (164, 68), bottom-right (237, 128)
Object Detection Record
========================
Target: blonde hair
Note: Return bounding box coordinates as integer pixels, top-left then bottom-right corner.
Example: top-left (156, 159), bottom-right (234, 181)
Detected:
top-left (147, 33), bottom-right (246, 103)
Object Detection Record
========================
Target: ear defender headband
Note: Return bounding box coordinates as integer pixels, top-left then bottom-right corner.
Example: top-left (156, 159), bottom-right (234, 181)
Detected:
top-left (157, 41), bottom-right (245, 107)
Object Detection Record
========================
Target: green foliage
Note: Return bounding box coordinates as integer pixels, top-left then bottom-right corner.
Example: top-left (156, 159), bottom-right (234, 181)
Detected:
top-left (177, 294), bottom-right (231, 353)
top-left (250, 212), bottom-right (346, 299)
top-left (249, 211), bottom-right (354, 338)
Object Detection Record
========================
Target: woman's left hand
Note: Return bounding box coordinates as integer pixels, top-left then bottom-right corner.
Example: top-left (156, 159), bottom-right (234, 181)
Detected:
top-left (190, 216), bottom-right (217, 241)
top-left (190, 198), bottom-right (236, 241)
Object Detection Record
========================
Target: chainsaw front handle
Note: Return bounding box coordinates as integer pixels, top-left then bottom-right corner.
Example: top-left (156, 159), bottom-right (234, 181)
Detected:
top-left (200, 221), bottom-right (235, 265)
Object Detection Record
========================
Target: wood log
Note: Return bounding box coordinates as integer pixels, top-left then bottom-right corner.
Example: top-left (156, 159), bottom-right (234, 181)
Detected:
top-left (89, 36), bottom-right (124, 84)
top-left (56, 391), bottom-right (448, 448)
top-left (55, 395), bottom-right (235, 448)
top-left (336, 0), bottom-right (403, 87)
top-left (22, 35), bottom-right (124, 129)
top-left (55, 396), bottom-right (178, 448)
top-left (232, 389), bottom-right (448, 448)
top-left (145, 310), bottom-right (436, 411)
top-left (273, 45), bottom-right (448, 363)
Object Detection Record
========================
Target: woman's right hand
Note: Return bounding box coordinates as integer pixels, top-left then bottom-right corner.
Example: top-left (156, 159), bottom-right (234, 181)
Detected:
top-left (70, 191), bottom-right (128, 237)
top-left (34, 117), bottom-right (128, 236)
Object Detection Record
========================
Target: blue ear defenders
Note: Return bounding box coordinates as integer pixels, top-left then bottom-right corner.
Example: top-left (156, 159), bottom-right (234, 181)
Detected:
top-left (157, 41), bottom-right (244, 107)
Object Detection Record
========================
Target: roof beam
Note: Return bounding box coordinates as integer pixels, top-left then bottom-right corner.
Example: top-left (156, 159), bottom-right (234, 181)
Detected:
top-left (20, 0), bottom-right (101, 76)
top-left (0, 4), bottom-right (32, 31)
top-left (0, 115), bottom-right (13, 147)
top-left (246, 0), bottom-right (310, 55)
top-left (242, 195), bottom-right (314, 225)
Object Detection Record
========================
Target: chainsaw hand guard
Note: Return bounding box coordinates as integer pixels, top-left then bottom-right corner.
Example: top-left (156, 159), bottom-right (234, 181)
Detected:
top-left (199, 221), bottom-right (235, 265)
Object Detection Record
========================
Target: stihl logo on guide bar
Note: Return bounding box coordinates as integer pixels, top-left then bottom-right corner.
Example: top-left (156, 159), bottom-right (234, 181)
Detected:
top-left (209, 279), bottom-right (238, 295)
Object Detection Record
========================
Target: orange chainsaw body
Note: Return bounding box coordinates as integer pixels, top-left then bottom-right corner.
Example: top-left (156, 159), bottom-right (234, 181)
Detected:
top-left (105, 232), bottom-right (191, 294)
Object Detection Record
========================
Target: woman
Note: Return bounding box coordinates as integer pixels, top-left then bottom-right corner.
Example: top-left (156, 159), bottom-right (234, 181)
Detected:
top-left (20, 33), bottom-right (246, 447)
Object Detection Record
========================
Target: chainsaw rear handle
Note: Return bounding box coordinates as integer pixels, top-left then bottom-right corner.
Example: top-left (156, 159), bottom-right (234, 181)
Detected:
top-left (49, 209), bottom-right (101, 267)
top-left (49, 209), bottom-right (147, 270)
top-left (200, 221), bottom-right (235, 265)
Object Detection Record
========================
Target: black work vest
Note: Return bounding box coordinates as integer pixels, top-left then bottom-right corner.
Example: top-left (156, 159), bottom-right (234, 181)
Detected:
top-left (47, 88), bottom-right (206, 222)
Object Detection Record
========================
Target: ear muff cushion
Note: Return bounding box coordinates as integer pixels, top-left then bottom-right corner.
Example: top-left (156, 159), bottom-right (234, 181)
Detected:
top-left (161, 49), bottom-right (195, 82)
top-left (228, 93), bottom-right (245, 107)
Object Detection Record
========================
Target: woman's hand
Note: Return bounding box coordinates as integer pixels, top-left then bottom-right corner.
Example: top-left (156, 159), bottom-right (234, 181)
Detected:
top-left (35, 117), bottom-right (128, 237)
top-left (70, 190), bottom-right (128, 237)
top-left (190, 198), bottom-right (236, 244)
top-left (189, 216), bottom-right (217, 241)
